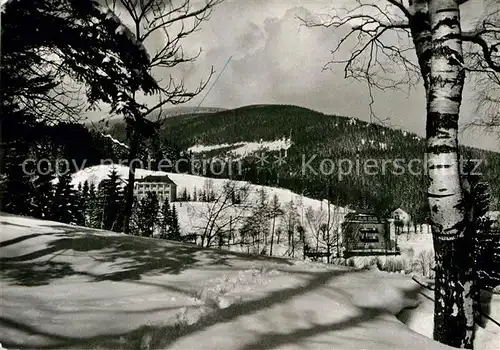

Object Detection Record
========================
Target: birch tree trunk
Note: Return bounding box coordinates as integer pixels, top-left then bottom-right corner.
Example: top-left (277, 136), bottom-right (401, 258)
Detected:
top-left (427, 0), bottom-right (475, 347)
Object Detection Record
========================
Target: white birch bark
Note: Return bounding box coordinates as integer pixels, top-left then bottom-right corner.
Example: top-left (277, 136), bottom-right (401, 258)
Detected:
top-left (427, 0), bottom-right (475, 347)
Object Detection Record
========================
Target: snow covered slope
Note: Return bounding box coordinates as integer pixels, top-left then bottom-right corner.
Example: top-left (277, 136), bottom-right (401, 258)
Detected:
top-left (71, 164), bottom-right (353, 255)
top-left (0, 214), bottom-right (473, 350)
top-left (71, 164), bottom-right (343, 214)
top-left (187, 136), bottom-right (292, 158)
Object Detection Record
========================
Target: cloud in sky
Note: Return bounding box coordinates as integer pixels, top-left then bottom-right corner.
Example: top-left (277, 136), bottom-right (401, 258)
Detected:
top-left (87, 0), bottom-right (498, 151)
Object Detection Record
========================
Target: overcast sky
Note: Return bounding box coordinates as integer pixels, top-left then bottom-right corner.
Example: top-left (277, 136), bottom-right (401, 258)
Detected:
top-left (95, 0), bottom-right (499, 152)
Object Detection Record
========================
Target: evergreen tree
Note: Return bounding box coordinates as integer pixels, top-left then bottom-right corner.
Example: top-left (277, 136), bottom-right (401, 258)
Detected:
top-left (136, 191), bottom-right (160, 237)
top-left (29, 162), bottom-right (55, 220)
top-left (159, 197), bottom-right (172, 238)
top-left (98, 168), bottom-right (124, 232)
top-left (2, 156), bottom-right (33, 215)
top-left (168, 205), bottom-right (181, 241)
top-left (75, 181), bottom-right (87, 226)
top-left (0, 109), bottom-right (36, 215)
top-left (82, 180), bottom-right (90, 197)
top-left (181, 187), bottom-right (188, 201)
top-left (86, 182), bottom-right (105, 229)
top-left (53, 172), bottom-right (82, 224)
top-left (129, 196), bottom-right (140, 234)
top-left (463, 161), bottom-right (498, 291)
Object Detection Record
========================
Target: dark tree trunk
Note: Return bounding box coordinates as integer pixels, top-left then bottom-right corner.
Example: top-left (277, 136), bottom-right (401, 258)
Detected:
top-left (270, 216), bottom-right (276, 256)
top-left (123, 134), bottom-right (139, 234)
top-left (433, 235), bottom-right (475, 348)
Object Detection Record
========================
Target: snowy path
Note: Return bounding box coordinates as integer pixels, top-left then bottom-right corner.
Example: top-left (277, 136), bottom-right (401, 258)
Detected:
top-left (0, 214), bottom-right (493, 349)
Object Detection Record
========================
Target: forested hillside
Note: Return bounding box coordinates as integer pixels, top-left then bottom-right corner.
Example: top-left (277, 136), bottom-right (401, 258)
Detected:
top-left (108, 104), bottom-right (500, 219)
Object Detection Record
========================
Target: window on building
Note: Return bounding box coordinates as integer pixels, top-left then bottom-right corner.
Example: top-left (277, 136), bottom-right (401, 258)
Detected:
top-left (359, 228), bottom-right (379, 242)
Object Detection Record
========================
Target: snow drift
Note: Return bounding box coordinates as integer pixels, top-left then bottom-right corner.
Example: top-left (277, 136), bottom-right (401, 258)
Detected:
top-left (3, 214), bottom-right (498, 349)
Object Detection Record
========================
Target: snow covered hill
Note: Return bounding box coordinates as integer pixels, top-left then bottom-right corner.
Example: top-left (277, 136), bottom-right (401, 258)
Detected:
top-left (0, 214), bottom-right (468, 349)
top-left (70, 164), bottom-right (353, 255)
top-left (70, 164), bottom-right (339, 212)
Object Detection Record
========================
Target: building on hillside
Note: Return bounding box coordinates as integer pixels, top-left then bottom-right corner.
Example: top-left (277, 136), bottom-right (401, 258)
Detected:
top-left (391, 208), bottom-right (411, 234)
top-left (391, 208), bottom-right (411, 223)
top-left (134, 175), bottom-right (177, 202)
top-left (341, 212), bottom-right (398, 258)
top-left (486, 211), bottom-right (500, 230)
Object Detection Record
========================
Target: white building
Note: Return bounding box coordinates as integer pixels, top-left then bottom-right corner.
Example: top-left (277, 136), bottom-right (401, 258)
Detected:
top-left (391, 208), bottom-right (412, 234)
top-left (391, 208), bottom-right (411, 224)
top-left (486, 211), bottom-right (500, 229)
top-left (134, 175), bottom-right (177, 203)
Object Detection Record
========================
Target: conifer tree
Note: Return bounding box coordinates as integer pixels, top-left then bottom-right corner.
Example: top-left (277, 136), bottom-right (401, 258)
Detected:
top-left (463, 161), bottom-right (498, 291)
top-left (179, 187), bottom-right (186, 201)
top-left (136, 191), bottom-right (160, 237)
top-left (1, 111), bottom-right (35, 215)
top-left (79, 180), bottom-right (90, 226)
top-left (129, 196), bottom-right (140, 235)
top-left (86, 182), bottom-right (104, 229)
top-left (168, 204), bottom-right (181, 241)
top-left (159, 197), bottom-right (171, 239)
top-left (53, 172), bottom-right (82, 224)
top-left (30, 162), bottom-right (55, 220)
top-left (98, 169), bottom-right (124, 232)
top-left (87, 182), bottom-right (97, 226)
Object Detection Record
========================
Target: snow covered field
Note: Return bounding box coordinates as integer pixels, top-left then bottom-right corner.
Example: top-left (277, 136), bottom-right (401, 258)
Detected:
top-left (1, 214), bottom-right (498, 349)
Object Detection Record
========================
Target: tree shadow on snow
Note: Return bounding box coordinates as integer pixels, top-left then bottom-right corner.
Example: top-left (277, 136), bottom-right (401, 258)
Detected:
top-left (77, 270), bottom-right (425, 350)
top-left (1, 223), bottom-right (291, 287)
top-left (0, 220), bottom-right (429, 350)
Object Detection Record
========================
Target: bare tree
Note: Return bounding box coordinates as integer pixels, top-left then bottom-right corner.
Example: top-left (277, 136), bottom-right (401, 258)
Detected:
top-left (280, 200), bottom-right (300, 258)
top-left (301, 1), bottom-right (500, 347)
top-left (268, 194), bottom-right (284, 256)
top-left (187, 180), bottom-right (251, 248)
top-left (463, 2), bottom-right (500, 137)
top-left (100, 0), bottom-right (224, 234)
top-left (240, 187), bottom-right (272, 254)
top-left (305, 202), bottom-right (344, 263)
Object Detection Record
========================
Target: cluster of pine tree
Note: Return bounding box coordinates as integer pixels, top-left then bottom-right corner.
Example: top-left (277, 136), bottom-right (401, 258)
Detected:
top-left (82, 169), bottom-right (181, 239)
top-left (5, 164), bottom-right (182, 240)
top-left (177, 186), bottom-right (222, 202)
top-left (130, 193), bottom-right (180, 239)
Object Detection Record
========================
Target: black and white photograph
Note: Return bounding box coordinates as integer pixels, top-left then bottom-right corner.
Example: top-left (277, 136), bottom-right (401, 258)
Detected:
top-left (1, 0), bottom-right (499, 349)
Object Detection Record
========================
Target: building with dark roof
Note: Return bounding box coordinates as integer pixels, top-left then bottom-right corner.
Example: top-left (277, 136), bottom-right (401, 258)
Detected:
top-left (134, 175), bottom-right (177, 202)
top-left (341, 212), bottom-right (398, 257)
